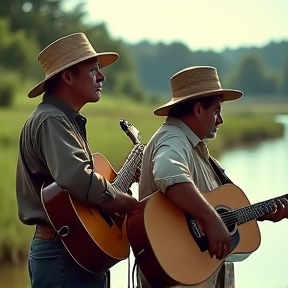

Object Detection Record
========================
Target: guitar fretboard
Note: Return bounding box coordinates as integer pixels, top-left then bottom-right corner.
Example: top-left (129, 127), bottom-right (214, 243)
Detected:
top-left (221, 194), bottom-right (288, 226)
top-left (112, 144), bottom-right (144, 193)
top-left (236, 201), bottom-right (273, 224)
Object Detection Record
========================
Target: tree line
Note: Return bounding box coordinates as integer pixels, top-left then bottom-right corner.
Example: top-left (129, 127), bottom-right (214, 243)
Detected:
top-left (0, 0), bottom-right (287, 107)
top-left (127, 40), bottom-right (288, 98)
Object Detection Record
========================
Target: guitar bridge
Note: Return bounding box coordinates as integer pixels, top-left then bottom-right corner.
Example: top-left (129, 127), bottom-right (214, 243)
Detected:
top-left (188, 218), bottom-right (201, 238)
top-left (186, 214), bottom-right (208, 252)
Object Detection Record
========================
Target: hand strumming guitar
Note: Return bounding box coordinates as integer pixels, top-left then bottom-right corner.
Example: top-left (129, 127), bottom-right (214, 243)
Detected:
top-left (166, 182), bottom-right (231, 261)
top-left (101, 181), bottom-right (138, 216)
top-left (199, 210), bottom-right (231, 260)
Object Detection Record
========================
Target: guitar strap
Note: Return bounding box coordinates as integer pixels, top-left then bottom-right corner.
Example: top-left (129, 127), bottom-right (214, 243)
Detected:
top-left (207, 158), bottom-right (236, 288)
top-left (208, 156), bottom-right (234, 185)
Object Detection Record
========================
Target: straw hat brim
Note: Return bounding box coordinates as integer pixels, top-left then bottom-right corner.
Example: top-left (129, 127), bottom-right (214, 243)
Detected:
top-left (28, 52), bottom-right (119, 98)
top-left (153, 89), bottom-right (243, 116)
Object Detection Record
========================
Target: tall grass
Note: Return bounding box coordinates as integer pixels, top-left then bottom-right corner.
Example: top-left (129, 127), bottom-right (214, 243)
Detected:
top-left (0, 87), bottom-right (286, 263)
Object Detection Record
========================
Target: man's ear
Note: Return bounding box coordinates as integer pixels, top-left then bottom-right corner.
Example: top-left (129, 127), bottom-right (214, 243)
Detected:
top-left (61, 70), bottom-right (73, 85)
top-left (193, 102), bottom-right (202, 116)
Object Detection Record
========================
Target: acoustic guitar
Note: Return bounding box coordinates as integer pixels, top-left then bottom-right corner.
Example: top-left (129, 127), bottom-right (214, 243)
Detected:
top-left (126, 184), bottom-right (288, 287)
top-left (41, 119), bottom-right (144, 274)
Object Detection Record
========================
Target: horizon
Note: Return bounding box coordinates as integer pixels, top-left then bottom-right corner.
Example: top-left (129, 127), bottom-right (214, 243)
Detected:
top-left (77, 0), bottom-right (288, 52)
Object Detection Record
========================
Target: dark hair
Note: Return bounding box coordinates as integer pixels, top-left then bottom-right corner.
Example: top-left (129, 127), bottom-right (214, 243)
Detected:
top-left (44, 74), bottom-right (62, 94)
top-left (168, 95), bottom-right (220, 118)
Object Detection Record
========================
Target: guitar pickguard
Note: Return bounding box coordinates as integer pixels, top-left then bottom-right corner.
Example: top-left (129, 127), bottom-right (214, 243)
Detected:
top-left (186, 208), bottom-right (240, 254)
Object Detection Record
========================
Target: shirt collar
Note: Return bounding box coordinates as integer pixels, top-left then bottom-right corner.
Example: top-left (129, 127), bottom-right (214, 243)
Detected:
top-left (165, 116), bottom-right (201, 148)
top-left (42, 93), bottom-right (82, 120)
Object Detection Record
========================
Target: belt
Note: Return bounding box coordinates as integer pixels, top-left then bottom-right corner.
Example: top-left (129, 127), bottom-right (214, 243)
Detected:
top-left (34, 225), bottom-right (57, 241)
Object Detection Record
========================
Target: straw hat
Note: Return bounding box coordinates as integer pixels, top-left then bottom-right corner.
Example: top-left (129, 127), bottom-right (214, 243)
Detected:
top-left (154, 66), bottom-right (243, 116)
top-left (28, 33), bottom-right (119, 98)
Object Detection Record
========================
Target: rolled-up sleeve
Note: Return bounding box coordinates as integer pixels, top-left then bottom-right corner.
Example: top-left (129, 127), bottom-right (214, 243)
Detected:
top-left (36, 115), bottom-right (109, 205)
top-left (152, 136), bottom-right (194, 193)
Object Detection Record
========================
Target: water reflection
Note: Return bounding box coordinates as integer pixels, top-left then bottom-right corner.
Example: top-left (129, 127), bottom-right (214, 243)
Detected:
top-left (220, 114), bottom-right (288, 288)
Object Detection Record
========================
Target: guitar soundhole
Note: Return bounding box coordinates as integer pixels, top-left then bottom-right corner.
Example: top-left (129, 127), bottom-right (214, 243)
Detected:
top-left (217, 208), bottom-right (237, 233)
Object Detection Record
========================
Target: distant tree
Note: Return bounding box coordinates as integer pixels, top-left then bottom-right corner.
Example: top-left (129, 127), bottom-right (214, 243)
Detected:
top-left (226, 54), bottom-right (277, 95)
top-left (0, 69), bottom-right (19, 107)
top-left (130, 41), bottom-right (194, 94)
top-left (0, 18), bottom-right (41, 79)
top-left (280, 56), bottom-right (288, 96)
top-left (0, 0), bottom-right (87, 48)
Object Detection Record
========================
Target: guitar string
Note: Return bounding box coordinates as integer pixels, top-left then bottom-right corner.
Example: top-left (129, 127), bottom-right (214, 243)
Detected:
top-left (113, 147), bottom-right (143, 192)
top-left (219, 205), bottom-right (273, 224)
top-left (190, 198), bottom-right (286, 229)
top-left (207, 199), bottom-right (279, 226)
top-left (115, 149), bottom-right (142, 183)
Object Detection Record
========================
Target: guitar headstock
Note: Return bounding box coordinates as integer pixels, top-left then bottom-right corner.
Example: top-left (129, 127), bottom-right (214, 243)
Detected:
top-left (119, 119), bottom-right (141, 145)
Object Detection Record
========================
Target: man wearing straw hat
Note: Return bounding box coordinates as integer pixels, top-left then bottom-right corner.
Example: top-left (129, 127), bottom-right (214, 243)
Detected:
top-left (137, 66), bottom-right (288, 288)
top-left (16, 33), bottom-right (139, 288)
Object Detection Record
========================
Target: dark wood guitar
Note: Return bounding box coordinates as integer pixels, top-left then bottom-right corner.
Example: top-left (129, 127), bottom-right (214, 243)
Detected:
top-left (126, 184), bottom-right (288, 287)
top-left (41, 119), bottom-right (144, 274)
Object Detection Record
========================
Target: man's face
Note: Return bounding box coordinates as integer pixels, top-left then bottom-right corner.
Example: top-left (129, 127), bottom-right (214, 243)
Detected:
top-left (205, 112), bottom-right (224, 139)
top-left (201, 97), bottom-right (223, 139)
top-left (72, 60), bottom-right (106, 104)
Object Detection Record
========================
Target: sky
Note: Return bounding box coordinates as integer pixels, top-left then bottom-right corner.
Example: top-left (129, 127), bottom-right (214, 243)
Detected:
top-left (79, 0), bottom-right (288, 52)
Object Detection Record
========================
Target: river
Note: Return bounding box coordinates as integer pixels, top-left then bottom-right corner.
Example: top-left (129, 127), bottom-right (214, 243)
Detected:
top-left (1, 115), bottom-right (288, 288)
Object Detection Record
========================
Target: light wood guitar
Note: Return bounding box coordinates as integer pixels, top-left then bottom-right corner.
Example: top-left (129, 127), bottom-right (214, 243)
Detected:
top-left (126, 184), bottom-right (288, 287)
top-left (41, 119), bottom-right (144, 274)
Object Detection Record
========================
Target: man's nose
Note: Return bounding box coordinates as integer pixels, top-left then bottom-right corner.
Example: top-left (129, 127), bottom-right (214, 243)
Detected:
top-left (216, 114), bottom-right (224, 125)
top-left (96, 71), bottom-right (106, 83)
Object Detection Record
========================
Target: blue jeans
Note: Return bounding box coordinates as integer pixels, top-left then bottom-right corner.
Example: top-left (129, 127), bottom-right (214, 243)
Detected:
top-left (28, 236), bottom-right (107, 288)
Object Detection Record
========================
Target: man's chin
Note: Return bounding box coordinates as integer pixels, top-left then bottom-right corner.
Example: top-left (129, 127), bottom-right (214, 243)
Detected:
top-left (206, 133), bottom-right (217, 140)
top-left (90, 92), bottom-right (101, 103)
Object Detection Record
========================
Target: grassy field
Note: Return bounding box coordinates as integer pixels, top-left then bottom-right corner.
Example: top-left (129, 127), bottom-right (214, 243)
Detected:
top-left (0, 87), bottom-right (287, 264)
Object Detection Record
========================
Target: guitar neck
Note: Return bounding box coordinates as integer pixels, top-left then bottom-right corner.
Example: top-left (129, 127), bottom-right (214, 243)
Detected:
top-left (234, 194), bottom-right (288, 225)
top-left (112, 119), bottom-right (144, 193)
top-left (112, 148), bottom-right (143, 192)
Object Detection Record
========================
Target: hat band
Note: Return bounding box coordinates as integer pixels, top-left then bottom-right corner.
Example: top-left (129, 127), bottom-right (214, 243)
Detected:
top-left (172, 79), bottom-right (222, 98)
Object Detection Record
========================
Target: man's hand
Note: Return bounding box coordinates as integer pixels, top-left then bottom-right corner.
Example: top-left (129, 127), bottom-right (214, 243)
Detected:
top-left (101, 181), bottom-right (139, 216)
top-left (133, 167), bottom-right (141, 183)
top-left (166, 182), bottom-right (231, 260)
top-left (257, 198), bottom-right (288, 222)
top-left (201, 212), bottom-right (231, 260)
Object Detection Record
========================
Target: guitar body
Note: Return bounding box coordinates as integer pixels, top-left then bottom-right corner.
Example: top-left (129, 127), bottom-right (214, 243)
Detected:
top-left (41, 153), bottom-right (130, 274)
top-left (126, 184), bottom-right (261, 287)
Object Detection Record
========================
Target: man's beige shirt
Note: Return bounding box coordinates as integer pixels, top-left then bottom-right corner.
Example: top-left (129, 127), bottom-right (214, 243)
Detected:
top-left (139, 116), bottom-right (229, 288)
top-left (139, 117), bottom-right (221, 198)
